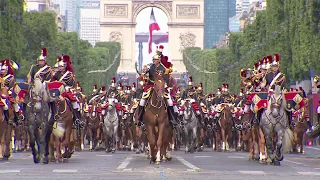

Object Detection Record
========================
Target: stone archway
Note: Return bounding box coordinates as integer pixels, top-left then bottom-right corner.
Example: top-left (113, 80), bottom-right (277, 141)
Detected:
top-left (100, 0), bottom-right (204, 74)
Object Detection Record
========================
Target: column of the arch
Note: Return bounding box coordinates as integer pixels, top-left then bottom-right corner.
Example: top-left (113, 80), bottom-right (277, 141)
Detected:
top-left (138, 42), bottom-right (143, 72)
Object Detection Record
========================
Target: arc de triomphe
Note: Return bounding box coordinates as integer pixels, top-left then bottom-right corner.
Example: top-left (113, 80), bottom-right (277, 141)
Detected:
top-left (100, 0), bottom-right (204, 74)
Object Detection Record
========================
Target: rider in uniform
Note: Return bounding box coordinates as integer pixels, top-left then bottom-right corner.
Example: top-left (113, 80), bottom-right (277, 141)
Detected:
top-left (51, 55), bottom-right (81, 123)
top-left (107, 77), bottom-right (118, 98)
top-left (0, 59), bottom-right (24, 122)
top-left (298, 87), bottom-right (312, 130)
top-left (28, 48), bottom-right (52, 83)
top-left (137, 53), bottom-right (178, 128)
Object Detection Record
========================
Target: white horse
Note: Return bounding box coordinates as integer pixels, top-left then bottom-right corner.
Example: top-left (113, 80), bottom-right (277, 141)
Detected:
top-left (260, 85), bottom-right (293, 166)
top-left (102, 97), bottom-right (119, 153)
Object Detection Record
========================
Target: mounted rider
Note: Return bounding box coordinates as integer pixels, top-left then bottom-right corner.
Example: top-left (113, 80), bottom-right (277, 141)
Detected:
top-left (0, 59), bottom-right (24, 122)
top-left (107, 77), bottom-right (118, 98)
top-left (51, 55), bottom-right (81, 123)
top-left (28, 48), bottom-right (53, 84)
top-left (183, 76), bottom-right (202, 121)
top-left (137, 52), bottom-right (178, 128)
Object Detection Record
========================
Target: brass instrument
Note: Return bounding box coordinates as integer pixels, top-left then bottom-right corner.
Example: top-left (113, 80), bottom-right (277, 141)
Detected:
top-left (314, 75), bottom-right (319, 83)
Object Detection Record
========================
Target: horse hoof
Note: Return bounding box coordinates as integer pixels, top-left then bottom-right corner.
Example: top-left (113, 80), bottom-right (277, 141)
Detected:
top-left (33, 157), bottom-right (39, 164)
top-left (89, 149), bottom-right (93, 152)
top-left (1, 156), bottom-right (9, 161)
top-left (156, 161), bottom-right (160, 165)
top-left (166, 157), bottom-right (172, 161)
top-left (273, 161), bottom-right (280, 166)
top-left (55, 160), bottom-right (60, 164)
top-left (111, 150), bottom-right (115, 153)
top-left (276, 154), bottom-right (284, 161)
top-left (63, 158), bottom-right (69, 163)
top-left (43, 157), bottom-right (49, 164)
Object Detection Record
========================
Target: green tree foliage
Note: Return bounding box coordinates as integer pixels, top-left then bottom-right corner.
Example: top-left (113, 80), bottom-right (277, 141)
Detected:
top-left (184, 0), bottom-right (320, 93)
top-left (0, 3), bottom-right (121, 95)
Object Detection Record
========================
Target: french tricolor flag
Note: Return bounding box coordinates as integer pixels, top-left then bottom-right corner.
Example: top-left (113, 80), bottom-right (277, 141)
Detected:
top-left (148, 8), bottom-right (160, 54)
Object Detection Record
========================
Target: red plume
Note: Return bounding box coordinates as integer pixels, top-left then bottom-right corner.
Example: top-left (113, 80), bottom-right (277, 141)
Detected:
top-left (42, 48), bottom-right (47, 57)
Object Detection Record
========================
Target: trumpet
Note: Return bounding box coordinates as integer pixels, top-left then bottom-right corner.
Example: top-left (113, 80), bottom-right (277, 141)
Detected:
top-left (314, 75), bottom-right (319, 83)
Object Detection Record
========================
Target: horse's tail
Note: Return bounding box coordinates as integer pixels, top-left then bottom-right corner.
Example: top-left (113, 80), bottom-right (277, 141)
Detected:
top-left (282, 127), bottom-right (294, 153)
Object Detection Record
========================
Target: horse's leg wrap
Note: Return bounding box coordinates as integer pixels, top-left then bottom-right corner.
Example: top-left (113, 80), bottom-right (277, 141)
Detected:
top-left (3, 110), bottom-right (9, 123)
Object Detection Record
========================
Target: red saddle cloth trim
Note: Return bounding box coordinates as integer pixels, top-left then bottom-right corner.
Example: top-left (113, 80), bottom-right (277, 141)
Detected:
top-left (88, 105), bottom-right (92, 112)
top-left (143, 85), bottom-right (153, 92)
top-left (66, 91), bottom-right (78, 101)
top-left (191, 102), bottom-right (200, 110)
top-left (97, 107), bottom-right (102, 113)
top-left (115, 103), bottom-right (122, 111)
top-left (173, 101), bottom-right (178, 106)
top-left (178, 107), bottom-right (185, 111)
top-left (8, 94), bottom-right (15, 104)
top-left (0, 99), bottom-right (5, 107)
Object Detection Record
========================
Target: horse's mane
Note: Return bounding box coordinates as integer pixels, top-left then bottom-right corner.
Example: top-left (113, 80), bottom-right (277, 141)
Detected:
top-left (33, 78), bottom-right (49, 102)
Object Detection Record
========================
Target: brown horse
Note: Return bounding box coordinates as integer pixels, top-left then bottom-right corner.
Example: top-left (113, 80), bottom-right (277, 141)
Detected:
top-left (0, 78), bottom-right (14, 160)
top-left (87, 100), bottom-right (101, 151)
top-left (143, 73), bottom-right (170, 164)
top-left (292, 110), bottom-right (308, 153)
top-left (50, 97), bottom-right (73, 163)
top-left (219, 104), bottom-right (234, 151)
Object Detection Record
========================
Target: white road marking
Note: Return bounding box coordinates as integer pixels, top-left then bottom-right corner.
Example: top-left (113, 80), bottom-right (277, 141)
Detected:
top-left (0, 162), bottom-right (10, 165)
top-left (123, 168), bottom-right (132, 172)
top-left (305, 146), bottom-right (320, 151)
top-left (228, 156), bottom-right (245, 159)
top-left (297, 172), bottom-right (320, 176)
top-left (53, 169), bottom-right (78, 173)
top-left (194, 156), bottom-right (211, 158)
top-left (284, 159), bottom-right (309, 167)
top-left (238, 171), bottom-right (266, 175)
top-left (0, 170), bottom-right (20, 174)
top-left (96, 154), bottom-right (113, 157)
top-left (116, 156), bottom-right (133, 170)
top-left (176, 156), bottom-right (201, 171)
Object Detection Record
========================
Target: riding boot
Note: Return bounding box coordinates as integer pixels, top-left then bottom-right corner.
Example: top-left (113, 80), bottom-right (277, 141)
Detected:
top-left (287, 111), bottom-right (292, 128)
top-left (49, 102), bottom-right (56, 125)
top-left (307, 119), bottom-right (312, 130)
top-left (3, 110), bottom-right (9, 123)
top-left (168, 106), bottom-right (178, 128)
top-left (137, 105), bottom-right (145, 126)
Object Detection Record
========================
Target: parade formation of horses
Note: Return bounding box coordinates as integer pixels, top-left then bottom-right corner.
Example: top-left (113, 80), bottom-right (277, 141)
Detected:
top-left (2, 45), bottom-right (320, 173)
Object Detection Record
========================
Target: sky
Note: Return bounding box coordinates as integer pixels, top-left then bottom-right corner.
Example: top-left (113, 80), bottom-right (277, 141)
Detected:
top-left (135, 7), bottom-right (168, 65)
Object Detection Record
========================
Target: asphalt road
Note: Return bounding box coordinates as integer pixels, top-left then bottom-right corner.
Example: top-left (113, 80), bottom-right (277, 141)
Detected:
top-left (0, 146), bottom-right (320, 180)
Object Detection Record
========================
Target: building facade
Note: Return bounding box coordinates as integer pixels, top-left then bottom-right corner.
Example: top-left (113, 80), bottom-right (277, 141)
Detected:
top-left (79, 1), bottom-right (100, 46)
top-left (204, 0), bottom-right (236, 48)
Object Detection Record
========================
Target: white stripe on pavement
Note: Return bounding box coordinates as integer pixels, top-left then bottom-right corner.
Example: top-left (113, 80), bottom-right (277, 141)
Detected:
top-left (96, 154), bottom-right (113, 157)
top-left (194, 156), bottom-right (211, 158)
top-left (305, 146), bottom-right (320, 151)
top-left (297, 172), bottom-right (320, 176)
top-left (116, 156), bottom-right (133, 170)
top-left (53, 169), bottom-right (78, 173)
top-left (228, 156), bottom-right (245, 159)
top-left (0, 162), bottom-right (10, 166)
top-left (284, 159), bottom-right (308, 166)
top-left (176, 156), bottom-right (200, 171)
top-left (0, 170), bottom-right (20, 174)
top-left (238, 171), bottom-right (266, 175)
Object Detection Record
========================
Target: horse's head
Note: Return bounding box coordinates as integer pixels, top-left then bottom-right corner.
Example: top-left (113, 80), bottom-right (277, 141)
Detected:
top-left (30, 78), bottom-right (45, 110)
top-left (107, 97), bottom-right (118, 111)
top-left (154, 73), bottom-right (165, 101)
top-left (268, 85), bottom-right (285, 117)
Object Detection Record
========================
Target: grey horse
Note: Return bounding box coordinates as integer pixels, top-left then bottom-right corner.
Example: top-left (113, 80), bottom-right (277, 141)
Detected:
top-left (260, 85), bottom-right (292, 166)
top-left (181, 100), bottom-right (198, 153)
top-left (103, 97), bottom-right (119, 153)
top-left (25, 78), bottom-right (51, 164)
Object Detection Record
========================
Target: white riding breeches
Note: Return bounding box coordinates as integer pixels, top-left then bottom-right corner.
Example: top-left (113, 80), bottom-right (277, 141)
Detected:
top-left (13, 103), bottom-right (20, 112)
top-left (1, 98), bottom-right (8, 110)
top-left (139, 92), bottom-right (148, 106)
top-left (72, 101), bottom-right (80, 111)
top-left (166, 93), bottom-right (173, 106)
top-left (244, 104), bottom-right (250, 113)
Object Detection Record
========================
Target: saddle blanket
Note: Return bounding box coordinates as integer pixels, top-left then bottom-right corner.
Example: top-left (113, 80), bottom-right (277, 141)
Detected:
top-left (284, 92), bottom-right (304, 111)
top-left (46, 81), bottom-right (65, 98)
top-left (14, 82), bottom-right (29, 102)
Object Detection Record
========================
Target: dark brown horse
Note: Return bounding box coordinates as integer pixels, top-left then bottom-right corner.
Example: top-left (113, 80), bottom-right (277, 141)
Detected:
top-left (50, 96), bottom-right (73, 163)
top-left (0, 77), bottom-right (14, 160)
top-left (143, 73), bottom-right (171, 164)
top-left (219, 104), bottom-right (234, 151)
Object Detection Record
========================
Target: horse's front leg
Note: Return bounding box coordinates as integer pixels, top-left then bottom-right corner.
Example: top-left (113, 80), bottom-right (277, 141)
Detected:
top-left (221, 127), bottom-right (226, 151)
top-left (192, 127), bottom-right (197, 152)
top-left (28, 123), bottom-right (39, 164)
top-left (113, 124), bottom-right (119, 152)
top-left (156, 123), bottom-right (165, 164)
top-left (88, 127), bottom-right (94, 151)
top-left (258, 127), bottom-right (266, 162)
